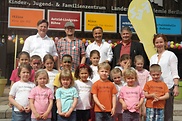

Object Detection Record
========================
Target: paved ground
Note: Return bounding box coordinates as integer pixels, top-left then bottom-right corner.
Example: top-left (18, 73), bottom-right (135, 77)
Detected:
top-left (1, 86), bottom-right (182, 120)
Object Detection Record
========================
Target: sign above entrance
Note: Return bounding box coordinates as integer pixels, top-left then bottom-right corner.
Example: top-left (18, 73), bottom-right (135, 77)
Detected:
top-left (48, 10), bottom-right (82, 31)
top-left (8, 7), bottom-right (45, 29)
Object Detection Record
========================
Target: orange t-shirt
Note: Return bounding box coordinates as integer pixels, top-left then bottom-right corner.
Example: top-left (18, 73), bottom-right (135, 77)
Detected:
top-left (143, 80), bottom-right (169, 109)
top-left (91, 80), bottom-right (117, 112)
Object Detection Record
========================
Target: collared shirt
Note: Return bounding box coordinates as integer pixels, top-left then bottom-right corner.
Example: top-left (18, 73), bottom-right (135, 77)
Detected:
top-left (86, 41), bottom-right (113, 63)
top-left (22, 33), bottom-right (58, 60)
top-left (150, 50), bottom-right (179, 89)
top-left (57, 37), bottom-right (86, 70)
top-left (120, 41), bottom-right (131, 57)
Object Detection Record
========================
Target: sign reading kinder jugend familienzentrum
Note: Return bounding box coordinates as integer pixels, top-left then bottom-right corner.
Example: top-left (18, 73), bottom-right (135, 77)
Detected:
top-left (84, 12), bottom-right (117, 33)
top-left (8, 7), bottom-right (45, 29)
top-left (48, 10), bottom-right (82, 31)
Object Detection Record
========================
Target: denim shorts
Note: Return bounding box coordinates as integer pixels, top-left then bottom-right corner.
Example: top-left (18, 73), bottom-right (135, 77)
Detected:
top-left (146, 108), bottom-right (164, 121)
top-left (12, 111), bottom-right (31, 121)
top-left (57, 111), bottom-right (76, 121)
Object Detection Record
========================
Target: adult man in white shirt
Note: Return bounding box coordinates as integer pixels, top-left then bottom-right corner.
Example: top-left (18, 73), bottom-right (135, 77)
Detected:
top-left (86, 26), bottom-right (113, 64)
top-left (22, 19), bottom-right (58, 62)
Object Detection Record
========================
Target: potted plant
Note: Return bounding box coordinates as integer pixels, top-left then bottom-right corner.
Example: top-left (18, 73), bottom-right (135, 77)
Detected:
top-left (0, 69), bottom-right (7, 96)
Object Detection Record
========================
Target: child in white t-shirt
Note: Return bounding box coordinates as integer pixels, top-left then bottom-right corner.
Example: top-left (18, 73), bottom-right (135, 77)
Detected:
top-left (9, 64), bottom-right (35, 121)
top-left (89, 50), bottom-right (100, 83)
top-left (74, 64), bottom-right (93, 121)
top-left (110, 68), bottom-right (125, 121)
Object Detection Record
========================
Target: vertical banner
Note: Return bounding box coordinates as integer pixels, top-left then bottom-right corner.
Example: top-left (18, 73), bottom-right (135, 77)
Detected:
top-left (128, 0), bottom-right (156, 58)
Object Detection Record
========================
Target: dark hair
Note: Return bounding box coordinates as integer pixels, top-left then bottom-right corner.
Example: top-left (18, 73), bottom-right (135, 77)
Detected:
top-left (92, 26), bottom-right (103, 33)
top-left (18, 64), bottom-right (32, 78)
top-left (43, 54), bottom-right (54, 63)
top-left (74, 64), bottom-right (93, 79)
top-left (62, 54), bottom-right (72, 61)
top-left (118, 54), bottom-right (130, 64)
top-left (30, 55), bottom-right (41, 62)
top-left (121, 26), bottom-right (132, 33)
top-left (37, 19), bottom-right (48, 27)
top-left (59, 69), bottom-right (74, 88)
top-left (90, 50), bottom-right (100, 58)
top-left (18, 51), bottom-right (30, 59)
top-left (153, 34), bottom-right (168, 49)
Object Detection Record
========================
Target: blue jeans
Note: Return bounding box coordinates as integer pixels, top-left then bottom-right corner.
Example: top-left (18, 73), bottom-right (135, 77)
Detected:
top-left (146, 108), bottom-right (164, 121)
top-left (12, 111), bottom-right (31, 121)
top-left (95, 112), bottom-right (112, 121)
top-left (57, 111), bottom-right (76, 121)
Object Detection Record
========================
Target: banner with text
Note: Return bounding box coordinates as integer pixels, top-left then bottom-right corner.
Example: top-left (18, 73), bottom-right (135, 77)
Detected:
top-left (84, 12), bottom-right (117, 33)
top-left (48, 10), bottom-right (82, 31)
top-left (8, 7), bottom-right (45, 29)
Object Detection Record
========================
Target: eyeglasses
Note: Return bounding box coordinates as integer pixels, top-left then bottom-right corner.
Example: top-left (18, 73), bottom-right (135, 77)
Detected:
top-left (63, 61), bottom-right (71, 63)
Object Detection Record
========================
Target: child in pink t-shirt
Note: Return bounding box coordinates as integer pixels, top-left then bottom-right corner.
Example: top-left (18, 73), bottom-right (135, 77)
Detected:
top-left (29, 69), bottom-right (53, 121)
top-left (119, 68), bottom-right (144, 121)
top-left (134, 55), bottom-right (149, 121)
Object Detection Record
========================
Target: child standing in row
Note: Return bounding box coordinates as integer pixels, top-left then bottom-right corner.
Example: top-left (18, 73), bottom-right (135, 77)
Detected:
top-left (89, 50), bottom-right (100, 83)
top-left (91, 62), bottom-right (117, 121)
top-left (74, 64), bottom-right (93, 121)
top-left (29, 69), bottom-right (53, 121)
top-left (56, 69), bottom-right (78, 121)
top-left (119, 68), bottom-right (144, 121)
top-left (144, 64), bottom-right (169, 121)
top-left (10, 51), bottom-right (35, 87)
top-left (134, 55), bottom-right (149, 121)
top-left (110, 68), bottom-right (125, 121)
top-left (9, 64), bottom-right (35, 121)
top-left (43, 54), bottom-right (59, 121)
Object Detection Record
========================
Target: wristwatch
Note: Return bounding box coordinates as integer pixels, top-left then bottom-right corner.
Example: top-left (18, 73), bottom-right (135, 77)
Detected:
top-left (174, 84), bottom-right (179, 87)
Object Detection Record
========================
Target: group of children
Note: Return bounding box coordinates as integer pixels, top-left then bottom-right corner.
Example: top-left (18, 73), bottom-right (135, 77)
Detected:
top-left (9, 50), bottom-right (169, 121)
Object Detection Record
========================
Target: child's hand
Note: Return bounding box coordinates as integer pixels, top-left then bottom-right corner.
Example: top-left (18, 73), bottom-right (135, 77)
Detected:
top-left (65, 111), bottom-right (72, 117)
top-left (41, 112), bottom-right (49, 120)
top-left (111, 108), bottom-right (115, 116)
top-left (135, 104), bottom-right (141, 110)
top-left (34, 113), bottom-right (41, 120)
top-left (58, 112), bottom-right (66, 117)
top-left (24, 106), bottom-right (31, 113)
top-left (151, 97), bottom-right (159, 104)
top-left (8, 102), bottom-right (13, 108)
top-left (99, 104), bottom-right (106, 111)
top-left (17, 105), bottom-right (24, 112)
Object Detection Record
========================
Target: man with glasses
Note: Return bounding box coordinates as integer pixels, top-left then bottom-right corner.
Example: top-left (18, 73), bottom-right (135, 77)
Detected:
top-left (56, 21), bottom-right (86, 71)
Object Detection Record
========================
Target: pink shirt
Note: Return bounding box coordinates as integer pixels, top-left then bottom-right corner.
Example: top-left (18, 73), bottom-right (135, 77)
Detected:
top-left (136, 69), bottom-right (149, 89)
top-left (10, 68), bottom-right (35, 82)
top-left (29, 86), bottom-right (53, 118)
top-left (119, 85), bottom-right (144, 113)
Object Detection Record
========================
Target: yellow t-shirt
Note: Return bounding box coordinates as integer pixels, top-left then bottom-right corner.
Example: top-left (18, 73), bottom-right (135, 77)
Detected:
top-left (53, 72), bottom-right (75, 88)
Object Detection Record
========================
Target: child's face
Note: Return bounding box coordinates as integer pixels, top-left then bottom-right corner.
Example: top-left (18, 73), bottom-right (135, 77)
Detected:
top-left (37, 73), bottom-right (48, 87)
top-left (19, 68), bottom-right (30, 82)
top-left (98, 68), bottom-right (110, 81)
top-left (62, 57), bottom-right (72, 69)
top-left (112, 73), bottom-right (122, 85)
top-left (44, 59), bottom-right (54, 71)
top-left (79, 68), bottom-right (89, 82)
top-left (150, 71), bottom-right (162, 82)
top-left (19, 54), bottom-right (30, 65)
top-left (125, 75), bottom-right (136, 87)
top-left (61, 77), bottom-right (72, 88)
top-left (31, 59), bottom-right (42, 72)
top-left (135, 60), bottom-right (144, 71)
top-left (90, 53), bottom-right (100, 66)
top-left (119, 59), bottom-right (131, 68)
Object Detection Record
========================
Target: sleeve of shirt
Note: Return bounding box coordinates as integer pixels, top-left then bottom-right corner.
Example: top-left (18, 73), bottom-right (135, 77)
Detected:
top-left (81, 41), bottom-right (86, 55)
top-left (48, 88), bottom-right (54, 99)
top-left (73, 87), bottom-right (79, 98)
top-left (9, 69), bottom-right (16, 82)
top-left (22, 36), bottom-right (31, 53)
top-left (28, 87), bottom-right (35, 99)
top-left (9, 83), bottom-right (17, 96)
top-left (53, 74), bottom-right (60, 88)
top-left (55, 88), bottom-right (61, 99)
top-left (169, 52), bottom-right (179, 79)
top-left (91, 82), bottom-right (97, 94)
top-left (51, 39), bottom-right (58, 57)
top-left (119, 87), bottom-right (124, 99)
top-left (86, 45), bottom-right (91, 58)
top-left (107, 45), bottom-right (113, 62)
